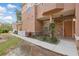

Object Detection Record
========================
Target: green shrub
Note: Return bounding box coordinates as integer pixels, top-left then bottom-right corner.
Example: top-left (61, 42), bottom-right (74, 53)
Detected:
top-left (49, 37), bottom-right (59, 44)
top-left (49, 23), bottom-right (55, 33)
top-left (49, 22), bottom-right (58, 44)
top-left (42, 36), bottom-right (47, 41)
top-left (3, 29), bottom-right (9, 33)
top-left (0, 29), bottom-right (3, 33)
top-left (0, 24), bottom-right (12, 34)
top-left (0, 28), bottom-right (9, 33)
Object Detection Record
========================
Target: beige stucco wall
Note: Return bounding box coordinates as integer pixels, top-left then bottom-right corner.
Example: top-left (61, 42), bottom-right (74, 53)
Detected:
top-left (75, 4), bottom-right (79, 36)
top-left (17, 24), bottom-right (22, 31)
top-left (75, 3), bottom-right (79, 55)
top-left (22, 4), bottom-right (36, 32)
top-left (36, 3), bottom-right (64, 19)
top-left (22, 4), bottom-right (27, 31)
top-left (22, 3), bottom-right (44, 33)
top-left (35, 20), bottom-right (43, 32)
top-left (64, 3), bottom-right (75, 11)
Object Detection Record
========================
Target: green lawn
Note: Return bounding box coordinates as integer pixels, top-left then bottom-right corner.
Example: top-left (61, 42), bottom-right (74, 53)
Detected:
top-left (0, 34), bottom-right (22, 55)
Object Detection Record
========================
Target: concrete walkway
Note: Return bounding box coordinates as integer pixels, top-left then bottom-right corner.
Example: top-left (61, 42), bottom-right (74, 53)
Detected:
top-left (55, 39), bottom-right (78, 56)
top-left (9, 33), bottom-right (78, 56)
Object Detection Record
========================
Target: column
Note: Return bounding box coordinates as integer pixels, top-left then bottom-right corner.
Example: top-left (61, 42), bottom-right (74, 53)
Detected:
top-left (75, 3), bottom-right (79, 55)
top-left (49, 15), bottom-right (54, 23)
top-left (49, 15), bottom-right (55, 38)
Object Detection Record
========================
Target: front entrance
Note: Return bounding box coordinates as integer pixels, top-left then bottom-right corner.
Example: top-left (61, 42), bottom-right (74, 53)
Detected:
top-left (55, 18), bottom-right (75, 38)
top-left (64, 19), bottom-right (75, 38)
top-left (64, 20), bottom-right (72, 37)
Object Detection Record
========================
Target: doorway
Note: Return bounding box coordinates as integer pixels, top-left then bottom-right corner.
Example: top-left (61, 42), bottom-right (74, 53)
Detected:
top-left (64, 20), bottom-right (73, 38)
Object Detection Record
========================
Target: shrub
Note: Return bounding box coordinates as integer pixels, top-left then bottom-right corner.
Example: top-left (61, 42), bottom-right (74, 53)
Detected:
top-left (49, 37), bottom-right (58, 44)
top-left (0, 29), bottom-right (3, 33)
top-left (49, 22), bottom-right (58, 44)
top-left (0, 28), bottom-right (9, 33)
top-left (42, 36), bottom-right (47, 41)
top-left (49, 23), bottom-right (55, 33)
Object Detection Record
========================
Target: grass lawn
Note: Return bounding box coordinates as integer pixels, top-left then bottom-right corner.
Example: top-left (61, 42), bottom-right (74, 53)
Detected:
top-left (0, 33), bottom-right (22, 56)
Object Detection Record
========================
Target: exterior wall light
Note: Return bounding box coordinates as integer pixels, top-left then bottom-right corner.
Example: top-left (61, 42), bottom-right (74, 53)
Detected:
top-left (73, 18), bottom-right (76, 21)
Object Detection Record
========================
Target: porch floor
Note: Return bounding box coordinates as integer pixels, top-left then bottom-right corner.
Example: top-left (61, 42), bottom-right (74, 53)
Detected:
top-left (56, 38), bottom-right (77, 56)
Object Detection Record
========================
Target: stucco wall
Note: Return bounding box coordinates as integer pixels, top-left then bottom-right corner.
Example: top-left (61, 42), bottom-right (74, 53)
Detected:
top-left (75, 4), bottom-right (79, 36)
top-left (35, 20), bottom-right (43, 32)
top-left (75, 3), bottom-right (79, 55)
top-left (22, 4), bottom-right (36, 32)
top-left (36, 3), bottom-right (64, 19)
top-left (22, 4), bottom-right (44, 33)
top-left (64, 3), bottom-right (75, 11)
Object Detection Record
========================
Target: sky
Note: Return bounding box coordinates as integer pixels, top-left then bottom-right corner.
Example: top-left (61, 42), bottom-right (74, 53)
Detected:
top-left (0, 3), bottom-right (22, 24)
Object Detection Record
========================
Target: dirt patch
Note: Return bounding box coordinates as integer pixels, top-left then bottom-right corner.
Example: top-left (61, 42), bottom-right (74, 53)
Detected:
top-left (0, 36), bottom-right (7, 43)
top-left (0, 33), bottom-right (10, 43)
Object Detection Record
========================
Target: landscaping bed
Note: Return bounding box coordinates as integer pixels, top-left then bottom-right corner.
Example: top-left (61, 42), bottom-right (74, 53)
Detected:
top-left (31, 35), bottom-right (59, 44)
top-left (0, 33), bottom-right (22, 56)
top-left (28, 22), bottom-right (59, 44)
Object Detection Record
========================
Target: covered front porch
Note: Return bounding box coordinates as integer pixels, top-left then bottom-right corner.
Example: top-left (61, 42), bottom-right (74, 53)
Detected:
top-left (36, 9), bottom-right (75, 41)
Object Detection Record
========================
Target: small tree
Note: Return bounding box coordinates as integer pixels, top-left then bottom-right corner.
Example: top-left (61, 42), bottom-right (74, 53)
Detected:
top-left (49, 22), bottom-right (58, 44)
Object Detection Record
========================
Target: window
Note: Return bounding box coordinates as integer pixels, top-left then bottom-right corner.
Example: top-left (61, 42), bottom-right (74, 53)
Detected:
top-left (26, 7), bottom-right (32, 14)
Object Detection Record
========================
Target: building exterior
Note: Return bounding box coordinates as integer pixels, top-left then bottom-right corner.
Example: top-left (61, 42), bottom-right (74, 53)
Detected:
top-left (13, 3), bottom-right (79, 55)
top-left (12, 22), bottom-right (22, 32)
top-left (21, 3), bottom-right (75, 38)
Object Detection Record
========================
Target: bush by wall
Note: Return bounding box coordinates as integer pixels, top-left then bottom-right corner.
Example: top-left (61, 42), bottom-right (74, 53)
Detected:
top-left (0, 28), bottom-right (9, 33)
top-left (0, 24), bottom-right (12, 33)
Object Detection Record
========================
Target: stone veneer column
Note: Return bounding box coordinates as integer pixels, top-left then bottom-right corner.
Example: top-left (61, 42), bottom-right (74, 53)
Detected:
top-left (49, 15), bottom-right (54, 23)
top-left (75, 3), bottom-right (79, 55)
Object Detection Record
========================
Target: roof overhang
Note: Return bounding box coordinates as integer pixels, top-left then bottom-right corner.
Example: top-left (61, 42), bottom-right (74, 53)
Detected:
top-left (42, 8), bottom-right (63, 16)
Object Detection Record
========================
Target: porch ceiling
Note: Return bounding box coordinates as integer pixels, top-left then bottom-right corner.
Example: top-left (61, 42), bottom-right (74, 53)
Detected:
top-left (37, 9), bottom-right (75, 21)
top-left (53, 9), bottom-right (75, 18)
top-left (37, 16), bottom-right (49, 21)
top-left (42, 8), bottom-right (63, 16)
